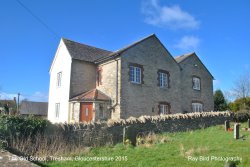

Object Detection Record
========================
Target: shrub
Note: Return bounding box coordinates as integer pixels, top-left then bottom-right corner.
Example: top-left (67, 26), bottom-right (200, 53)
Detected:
top-left (232, 110), bottom-right (250, 122)
top-left (0, 115), bottom-right (49, 139)
top-left (0, 115), bottom-right (50, 153)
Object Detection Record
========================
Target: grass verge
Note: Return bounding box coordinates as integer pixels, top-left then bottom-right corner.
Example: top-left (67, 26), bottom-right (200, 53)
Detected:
top-left (42, 122), bottom-right (250, 167)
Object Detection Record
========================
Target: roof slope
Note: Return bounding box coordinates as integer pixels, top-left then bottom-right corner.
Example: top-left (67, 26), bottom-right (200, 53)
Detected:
top-left (175, 52), bottom-right (195, 63)
top-left (62, 38), bottom-right (112, 62)
top-left (95, 34), bottom-right (155, 63)
top-left (175, 52), bottom-right (214, 79)
top-left (70, 89), bottom-right (110, 102)
top-left (0, 100), bottom-right (16, 108)
top-left (20, 101), bottom-right (48, 116)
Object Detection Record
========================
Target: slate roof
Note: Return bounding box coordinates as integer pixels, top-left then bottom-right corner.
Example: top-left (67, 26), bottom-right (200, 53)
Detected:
top-left (70, 89), bottom-right (110, 102)
top-left (174, 52), bottom-right (195, 63)
top-left (62, 38), bottom-right (112, 63)
top-left (60, 35), bottom-right (213, 79)
top-left (0, 100), bottom-right (16, 108)
top-left (20, 101), bottom-right (48, 116)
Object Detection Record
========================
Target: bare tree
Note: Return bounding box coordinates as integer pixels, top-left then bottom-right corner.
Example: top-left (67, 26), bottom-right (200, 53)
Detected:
top-left (233, 72), bottom-right (250, 99)
top-left (223, 90), bottom-right (234, 103)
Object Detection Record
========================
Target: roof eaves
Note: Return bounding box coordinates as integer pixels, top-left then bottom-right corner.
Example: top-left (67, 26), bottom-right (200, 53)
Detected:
top-left (94, 53), bottom-right (119, 64)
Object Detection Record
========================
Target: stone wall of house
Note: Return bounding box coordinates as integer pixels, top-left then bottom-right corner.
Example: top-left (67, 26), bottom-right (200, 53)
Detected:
top-left (70, 59), bottom-right (96, 98)
top-left (97, 59), bottom-right (121, 120)
top-left (120, 36), bottom-right (182, 119)
top-left (178, 55), bottom-right (214, 113)
top-left (69, 102), bottom-right (80, 123)
top-left (48, 112), bottom-right (232, 147)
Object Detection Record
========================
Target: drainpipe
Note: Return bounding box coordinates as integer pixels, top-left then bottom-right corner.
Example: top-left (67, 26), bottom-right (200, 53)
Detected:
top-left (109, 59), bottom-right (119, 112)
top-left (116, 59), bottom-right (119, 104)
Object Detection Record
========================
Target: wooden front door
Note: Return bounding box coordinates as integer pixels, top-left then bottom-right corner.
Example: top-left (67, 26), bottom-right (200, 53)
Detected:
top-left (80, 102), bottom-right (93, 122)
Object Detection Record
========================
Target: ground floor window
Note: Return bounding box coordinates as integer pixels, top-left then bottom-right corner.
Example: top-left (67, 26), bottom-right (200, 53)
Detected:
top-left (55, 103), bottom-right (60, 118)
top-left (159, 102), bottom-right (171, 115)
top-left (99, 103), bottom-right (104, 118)
top-left (192, 103), bottom-right (203, 112)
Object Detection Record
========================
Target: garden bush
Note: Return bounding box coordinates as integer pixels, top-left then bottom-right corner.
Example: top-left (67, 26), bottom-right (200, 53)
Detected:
top-left (0, 115), bottom-right (49, 147)
top-left (232, 110), bottom-right (250, 122)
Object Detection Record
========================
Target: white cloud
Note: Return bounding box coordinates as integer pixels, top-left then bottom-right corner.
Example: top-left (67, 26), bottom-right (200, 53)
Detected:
top-left (0, 92), bottom-right (20, 100)
top-left (141, 0), bottom-right (200, 30)
top-left (174, 36), bottom-right (200, 51)
top-left (0, 91), bottom-right (48, 102)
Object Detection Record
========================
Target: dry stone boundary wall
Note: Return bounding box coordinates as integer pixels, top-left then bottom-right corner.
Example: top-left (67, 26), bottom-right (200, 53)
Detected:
top-left (47, 111), bottom-right (233, 147)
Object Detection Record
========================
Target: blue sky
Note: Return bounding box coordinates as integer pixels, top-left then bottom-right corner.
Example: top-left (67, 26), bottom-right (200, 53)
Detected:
top-left (0, 0), bottom-right (249, 102)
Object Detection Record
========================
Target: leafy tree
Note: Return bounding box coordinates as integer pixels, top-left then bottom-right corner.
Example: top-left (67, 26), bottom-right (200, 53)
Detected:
top-left (214, 89), bottom-right (228, 111)
top-left (228, 97), bottom-right (250, 112)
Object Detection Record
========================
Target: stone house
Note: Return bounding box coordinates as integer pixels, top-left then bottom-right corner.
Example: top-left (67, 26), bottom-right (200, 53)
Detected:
top-left (48, 34), bottom-right (214, 123)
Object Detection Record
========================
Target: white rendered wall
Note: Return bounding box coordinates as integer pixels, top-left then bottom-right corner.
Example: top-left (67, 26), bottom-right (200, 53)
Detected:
top-left (48, 39), bottom-right (72, 123)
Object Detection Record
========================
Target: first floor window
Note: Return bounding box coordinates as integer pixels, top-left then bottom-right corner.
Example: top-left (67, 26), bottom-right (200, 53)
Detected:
top-left (55, 103), bottom-right (60, 118)
top-left (192, 103), bottom-right (203, 112)
top-left (159, 103), bottom-right (171, 115)
top-left (57, 72), bottom-right (62, 87)
top-left (129, 66), bottom-right (141, 84)
top-left (192, 77), bottom-right (200, 90)
top-left (159, 72), bottom-right (169, 88)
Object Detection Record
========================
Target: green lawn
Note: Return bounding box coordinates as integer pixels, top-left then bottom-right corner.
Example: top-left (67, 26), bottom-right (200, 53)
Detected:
top-left (42, 122), bottom-right (250, 167)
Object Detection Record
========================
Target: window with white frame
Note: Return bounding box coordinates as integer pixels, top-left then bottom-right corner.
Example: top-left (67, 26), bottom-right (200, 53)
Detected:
top-left (192, 77), bottom-right (200, 90)
top-left (159, 103), bottom-right (170, 115)
top-left (55, 103), bottom-right (60, 118)
top-left (57, 72), bottom-right (62, 87)
top-left (159, 72), bottom-right (169, 88)
top-left (192, 103), bottom-right (203, 112)
top-left (129, 66), bottom-right (141, 84)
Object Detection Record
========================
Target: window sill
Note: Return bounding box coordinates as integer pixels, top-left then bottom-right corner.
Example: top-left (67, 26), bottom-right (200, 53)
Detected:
top-left (159, 86), bottom-right (169, 90)
top-left (130, 81), bottom-right (142, 85)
